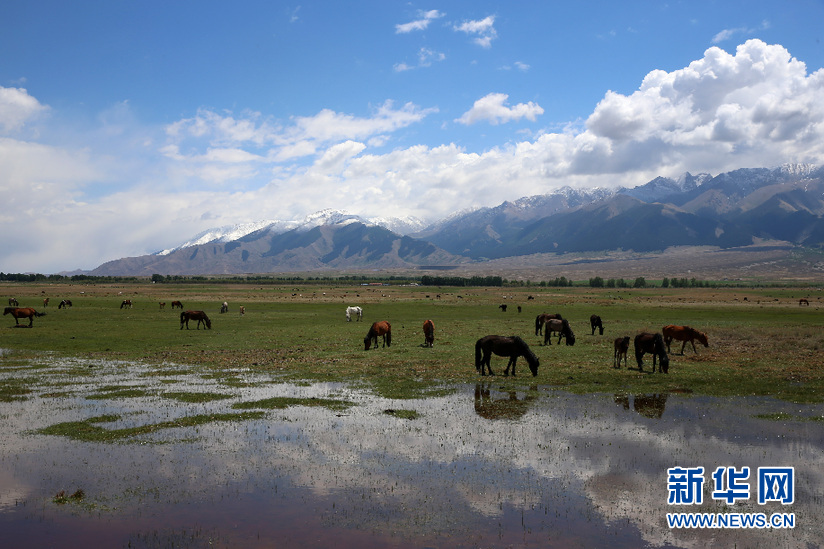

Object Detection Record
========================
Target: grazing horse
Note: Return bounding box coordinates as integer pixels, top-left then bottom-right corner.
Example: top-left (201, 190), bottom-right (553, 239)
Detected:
top-left (423, 319), bottom-right (435, 347)
top-left (364, 321), bottom-right (391, 350)
top-left (590, 314), bottom-right (604, 335)
top-left (4, 307), bottom-right (46, 327)
top-left (634, 333), bottom-right (669, 373)
top-left (239, 306), bottom-right (245, 316)
top-left (8, 298), bottom-right (18, 306)
top-left (544, 318), bottom-right (576, 346)
top-left (345, 306), bottom-right (363, 322)
top-left (662, 325), bottom-right (709, 355)
top-left (475, 335), bottom-right (540, 377)
top-left (499, 304), bottom-right (508, 312)
top-left (180, 310), bottom-right (211, 330)
top-left (220, 302), bottom-right (229, 313)
top-left (799, 298), bottom-right (810, 306)
top-left (171, 300), bottom-right (184, 309)
top-left (120, 299), bottom-right (132, 309)
top-left (159, 302), bottom-right (166, 309)
top-left (58, 299), bottom-right (73, 309)
top-left (43, 298), bottom-right (49, 307)
top-left (613, 336), bottom-right (630, 368)
top-left (534, 313), bottom-right (563, 336)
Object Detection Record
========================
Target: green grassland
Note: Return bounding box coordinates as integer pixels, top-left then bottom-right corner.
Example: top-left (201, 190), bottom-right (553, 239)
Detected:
top-left (2, 281), bottom-right (823, 402)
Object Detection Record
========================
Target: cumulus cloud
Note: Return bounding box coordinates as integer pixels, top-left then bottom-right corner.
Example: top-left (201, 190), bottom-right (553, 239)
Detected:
top-left (454, 15), bottom-right (497, 48)
top-left (457, 93), bottom-right (544, 125)
top-left (0, 86), bottom-right (49, 132)
top-left (3, 39), bottom-right (824, 273)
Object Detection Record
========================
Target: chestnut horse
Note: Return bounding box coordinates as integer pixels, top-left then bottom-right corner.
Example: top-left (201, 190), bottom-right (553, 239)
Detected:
top-left (634, 333), bottom-right (669, 373)
top-left (534, 313), bottom-right (563, 336)
top-left (662, 325), bottom-right (708, 355)
top-left (171, 301), bottom-right (184, 309)
top-left (4, 307), bottom-right (46, 327)
top-left (613, 336), bottom-right (630, 368)
top-left (543, 318), bottom-right (575, 346)
top-left (475, 335), bottom-right (539, 377)
top-left (364, 321), bottom-right (391, 350)
top-left (180, 310), bottom-right (212, 330)
top-left (423, 319), bottom-right (435, 347)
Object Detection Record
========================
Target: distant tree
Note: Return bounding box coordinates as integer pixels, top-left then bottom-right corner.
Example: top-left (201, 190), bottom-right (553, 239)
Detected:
top-left (662, 277), bottom-right (669, 288)
top-left (633, 277), bottom-right (647, 288)
top-left (589, 276), bottom-right (604, 288)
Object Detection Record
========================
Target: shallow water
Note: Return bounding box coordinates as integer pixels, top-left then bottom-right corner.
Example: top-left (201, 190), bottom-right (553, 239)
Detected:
top-left (1, 356), bottom-right (823, 548)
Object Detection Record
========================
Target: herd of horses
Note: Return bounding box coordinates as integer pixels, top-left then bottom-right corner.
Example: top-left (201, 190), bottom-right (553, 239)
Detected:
top-left (6, 292), bottom-right (711, 377)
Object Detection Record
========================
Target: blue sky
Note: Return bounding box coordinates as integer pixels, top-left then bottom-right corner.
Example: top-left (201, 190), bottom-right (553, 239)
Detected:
top-left (2, 1), bottom-right (824, 272)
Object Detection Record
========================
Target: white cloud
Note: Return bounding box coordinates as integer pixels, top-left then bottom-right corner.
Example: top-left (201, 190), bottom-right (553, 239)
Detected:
top-left (0, 87), bottom-right (49, 132)
top-left (3, 40), bottom-right (824, 273)
top-left (454, 15), bottom-right (497, 48)
top-left (396, 10), bottom-right (443, 34)
top-left (457, 93), bottom-right (544, 125)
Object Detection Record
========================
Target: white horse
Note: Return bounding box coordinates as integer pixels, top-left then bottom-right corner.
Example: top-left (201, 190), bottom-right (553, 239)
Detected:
top-left (345, 306), bottom-right (363, 322)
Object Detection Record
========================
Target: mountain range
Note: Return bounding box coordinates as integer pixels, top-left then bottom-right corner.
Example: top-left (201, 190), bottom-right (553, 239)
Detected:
top-left (89, 164), bottom-right (824, 276)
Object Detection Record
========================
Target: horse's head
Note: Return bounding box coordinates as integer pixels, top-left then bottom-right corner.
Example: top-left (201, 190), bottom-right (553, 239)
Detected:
top-left (696, 330), bottom-right (709, 347)
top-left (205, 318), bottom-right (212, 329)
top-left (364, 336), bottom-right (372, 351)
top-left (659, 353), bottom-right (670, 373)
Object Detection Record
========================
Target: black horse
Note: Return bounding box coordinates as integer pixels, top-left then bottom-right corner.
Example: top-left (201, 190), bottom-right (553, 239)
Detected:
top-left (634, 332), bottom-right (669, 373)
top-left (475, 335), bottom-right (539, 377)
top-left (590, 314), bottom-right (604, 335)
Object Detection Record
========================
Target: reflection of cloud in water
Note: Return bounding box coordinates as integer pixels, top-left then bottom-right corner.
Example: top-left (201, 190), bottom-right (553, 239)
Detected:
top-left (2, 357), bottom-right (824, 547)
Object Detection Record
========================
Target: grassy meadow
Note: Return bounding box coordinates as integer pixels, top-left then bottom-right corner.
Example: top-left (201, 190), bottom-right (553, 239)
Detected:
top-left (2, 281), bottom-right (823, 403)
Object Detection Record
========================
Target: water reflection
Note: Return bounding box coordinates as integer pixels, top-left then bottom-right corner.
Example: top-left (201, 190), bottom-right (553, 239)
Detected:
top-left (473, 383), bottom-right (537, 420)
top-left (614, 393), bottom-right (669, 419)
top-left (1, 357), bottom-right (823, 548)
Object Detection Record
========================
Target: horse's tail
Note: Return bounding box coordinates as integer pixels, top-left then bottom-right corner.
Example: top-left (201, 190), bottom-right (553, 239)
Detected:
top-left (534, 315), bottom-right (541, 336)
top-left (180, 311), bottom-right (186, 323)
top-left (475, 339), bottom-right (483, 370)
top-left (386, 328), bottom-right (392, 347)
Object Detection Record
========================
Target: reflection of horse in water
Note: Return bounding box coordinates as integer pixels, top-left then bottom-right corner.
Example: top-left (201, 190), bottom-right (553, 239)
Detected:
top-left (613, 393), bottom-right (668, 419)
top-left (535, 313), bottom-right (563, 336)
top-left (180, 310), bottom-right (212, 330)
top-left (474, 383), bottom-right (537, 420)
top-left (475, 335), bottom-right (539, 377)
top-left (544, 318), bottom-right (575, 346)
top-left (423, 319), bottom-right (435, 347)
top-left (4, 307), bottom-right (46, 327)
top-left (364, 321), bottom-right (391, 350)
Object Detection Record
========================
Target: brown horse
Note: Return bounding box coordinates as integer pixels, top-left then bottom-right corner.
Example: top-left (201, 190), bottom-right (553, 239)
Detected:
top-left (535, 313), bottom-right (563, 336)
top-left (364, 321), bottom-right (392, 350)
top-left (159, 302), bottom-right (166, 309)
top-left (120, 299), bottom-right (132, 309)
top-left (4, 307), bottom-right (46, 327)
top-left (662, 325), bottom-right (708, 355)
top-left (543, 318), bottom-right (575, 346)
top-left (590, 314), bottom-right (604, 335)
top-left (58, 299), bottom-right (72, 309)
top-left (43, 297), bottom-right (49, 307)
top-left (475, 335), bottom-right (539, 377)
top-left (613, 336), bottom-right (630, 368)
top-left (8, 298), bottom-right (18, 306)
top-left (634, 333), bottom-right (669, 373)
top-left (171, 301), bottom-right (184, 309)
top-left (180, 310), bottom-right (212, 330)
top-left (423, 319), bottom-right (435, 347)
top-left (799, 298), bottom-right (810, 306)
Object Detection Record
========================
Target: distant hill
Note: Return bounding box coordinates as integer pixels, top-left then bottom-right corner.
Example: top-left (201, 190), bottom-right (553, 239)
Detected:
top-left (90, 164), bottom-right (824, 275)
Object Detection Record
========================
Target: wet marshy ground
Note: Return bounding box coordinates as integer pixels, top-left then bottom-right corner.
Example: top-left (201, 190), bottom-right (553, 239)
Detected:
top-left (2, 354), bottom-right (823, 548)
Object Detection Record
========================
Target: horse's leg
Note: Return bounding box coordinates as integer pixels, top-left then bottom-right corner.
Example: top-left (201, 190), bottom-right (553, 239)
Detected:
top-left (680, 340), bottom-right (687, 355)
